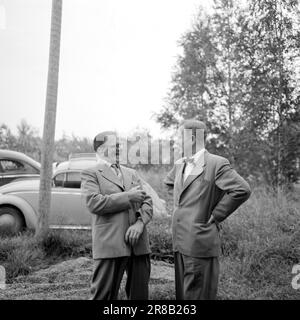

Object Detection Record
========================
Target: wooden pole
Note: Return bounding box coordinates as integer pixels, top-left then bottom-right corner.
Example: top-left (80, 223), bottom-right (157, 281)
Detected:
top-left (36, 0), bottom-right (62, 238)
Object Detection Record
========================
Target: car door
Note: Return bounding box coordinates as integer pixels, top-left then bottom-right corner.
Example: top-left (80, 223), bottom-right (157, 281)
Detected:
top-left (0, 159), bottom-right (39, 186)
top-left (49, 171), bottom-right (91, 227)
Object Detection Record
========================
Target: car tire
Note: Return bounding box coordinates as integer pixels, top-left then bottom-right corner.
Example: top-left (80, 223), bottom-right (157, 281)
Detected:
top-left (0, 206), bottom-right (25, 236)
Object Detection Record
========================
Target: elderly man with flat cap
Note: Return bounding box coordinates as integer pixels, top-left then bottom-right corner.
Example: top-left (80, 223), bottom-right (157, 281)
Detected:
top-left (164, 119), bottom-right (251, 300)
top-left (81, 131), bottom-right (153, 300)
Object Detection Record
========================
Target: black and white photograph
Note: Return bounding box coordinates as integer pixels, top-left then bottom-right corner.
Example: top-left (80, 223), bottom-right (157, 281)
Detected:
top-left (0, 0), bottom-right (299, 307)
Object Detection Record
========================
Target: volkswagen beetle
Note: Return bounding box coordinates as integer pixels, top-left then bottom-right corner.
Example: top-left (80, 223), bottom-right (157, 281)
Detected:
top-left (0, 153), bottom-right (167, 235)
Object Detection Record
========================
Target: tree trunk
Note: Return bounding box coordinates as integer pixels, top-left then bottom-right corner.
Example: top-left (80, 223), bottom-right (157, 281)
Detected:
top-left (36, 0), bottom-right (62, 239)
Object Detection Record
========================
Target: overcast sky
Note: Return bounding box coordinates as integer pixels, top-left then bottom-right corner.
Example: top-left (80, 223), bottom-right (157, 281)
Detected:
top-left (0, 0), bottom-right (210, 139)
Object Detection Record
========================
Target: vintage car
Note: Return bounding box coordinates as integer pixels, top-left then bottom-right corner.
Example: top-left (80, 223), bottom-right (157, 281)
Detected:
top-left (0, 149), bottom-right (40, 187)
top-left (0, 153), bottom-right (167, 235)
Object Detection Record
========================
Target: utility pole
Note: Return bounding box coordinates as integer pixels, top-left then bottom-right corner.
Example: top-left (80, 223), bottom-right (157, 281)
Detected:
top-left (36, 0), bottom-right (62, 238)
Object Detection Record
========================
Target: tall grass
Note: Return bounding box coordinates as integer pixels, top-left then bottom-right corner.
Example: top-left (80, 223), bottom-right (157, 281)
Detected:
top-left (219, 186), bottom-right (300, 297)
top-left (0, 230), bottom-right (92, 282)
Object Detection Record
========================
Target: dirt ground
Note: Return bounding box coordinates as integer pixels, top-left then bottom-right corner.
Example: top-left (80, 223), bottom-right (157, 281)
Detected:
top-left (0, 258), bottom-right (175, 300)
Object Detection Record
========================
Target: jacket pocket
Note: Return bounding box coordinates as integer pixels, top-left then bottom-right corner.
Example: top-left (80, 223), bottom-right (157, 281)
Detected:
top-left (95, 221), bottom-right (112, 226)
top-left (193, 221), bottom-right (218, 240)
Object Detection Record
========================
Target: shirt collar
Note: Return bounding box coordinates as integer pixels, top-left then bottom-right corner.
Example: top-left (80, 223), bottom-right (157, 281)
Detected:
top-left (96, 157), bottom-right (114, 167)
top-left (191, 148), bottom-right (205, 163)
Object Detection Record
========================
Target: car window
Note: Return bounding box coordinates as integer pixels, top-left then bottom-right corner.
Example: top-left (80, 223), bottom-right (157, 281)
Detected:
top-left (64, 172), bottom-right (81, 189)
top-left (53, 173), bottom-right (65, 187)
top-left (53, 171), bottom-right (81, 188)
top-left (0, 159), bottom-right (24, 174)
top-left (24, 162), bottom-right (40, 174)
top-left (22, 162), bottom-right (39, 174)
top-left (0, 159), bottom-right (39, 175)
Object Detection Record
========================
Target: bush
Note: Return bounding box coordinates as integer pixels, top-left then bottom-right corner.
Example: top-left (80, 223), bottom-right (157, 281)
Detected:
top-left (147, 217), bottom-right (173, 263)
top-left (41, 230), bottom-right (92, 258)
top-left (240, 232), bottom-right (300, 287)
top-left (0, 230), bottom-right (92, 281)
top-left (218, 186), bottom-right (300, 295)
top-left (0, 232), bottom-right (43, 282)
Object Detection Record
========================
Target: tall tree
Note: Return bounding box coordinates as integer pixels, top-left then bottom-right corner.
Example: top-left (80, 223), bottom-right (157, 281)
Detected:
top-left (156, 0), bottom-right (246, 161)
top-left (241, 0), bottom-right (300, 187)
top-left (36, 0), bottom-right (63, 238)
top-left (156, 9), bottom-right (215, 129)
top-left (16, 119), bottom-right (41, 159)
top-left (0, 124), bottom-right (17, 150)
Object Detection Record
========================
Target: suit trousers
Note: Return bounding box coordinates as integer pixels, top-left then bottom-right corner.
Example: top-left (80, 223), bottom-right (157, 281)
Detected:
top-left (174, 252), bottom-right (219, 300)
top-left (91, 254), bottom-right (150, 300)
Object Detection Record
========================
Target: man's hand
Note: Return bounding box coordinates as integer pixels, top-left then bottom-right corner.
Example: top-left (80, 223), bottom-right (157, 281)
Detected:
top-left (125, 219), bottom-right (144, 246)
top-left (207, 215), bottom-right (215, 225)
top-left (127, 186), bottom-right (146, 204)
top-left (207, 215), bottom-right (221, 230)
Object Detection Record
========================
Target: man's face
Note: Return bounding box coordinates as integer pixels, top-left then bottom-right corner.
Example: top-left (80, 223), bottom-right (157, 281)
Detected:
top-left (97, 134), bottom-right (127, 164)
top-left (97, 134), bottom-right (117, 163)
top-left (173, 126), bottom-right (194, 158)
top-left (116, 137), bottom-right (127, 163)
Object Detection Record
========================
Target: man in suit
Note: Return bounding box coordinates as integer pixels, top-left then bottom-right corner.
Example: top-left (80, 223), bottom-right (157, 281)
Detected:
top-left (81, 131), bottom-right (153, 300)
top-left (164, 119), bottom-right (251, 300)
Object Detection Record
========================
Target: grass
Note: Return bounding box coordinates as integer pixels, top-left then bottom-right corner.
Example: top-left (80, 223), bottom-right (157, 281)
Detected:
top-left (0, 230), bottom-right (92, 283)
top-left (218, 185), bottom-right (300, 299)
top-left (0, 182), bottom-right (299, 299)
top-left (148, 217), bottom-right (173, 263)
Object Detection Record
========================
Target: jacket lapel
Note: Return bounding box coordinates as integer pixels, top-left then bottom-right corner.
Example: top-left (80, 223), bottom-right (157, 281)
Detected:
top-left (119, 166), bottom-right (137, 224)
top-left (175, 162), bottom-right (185, 196)
top-left (178, 150), bottom-right (207, 199)
top-left (120, 165), bottom-right (132, 191)
top-left (99, 164), bottom-right (124, 190)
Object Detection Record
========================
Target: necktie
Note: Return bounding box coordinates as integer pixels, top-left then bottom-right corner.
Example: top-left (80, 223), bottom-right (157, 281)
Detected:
top-left (183, 157), bottom-right (195, 181)
top-left (111, 163), bottom-right (121, 178)
top-left (111, 163), bottom-right (124, 186)
top-left (184, 156), bottom-right (195, 164)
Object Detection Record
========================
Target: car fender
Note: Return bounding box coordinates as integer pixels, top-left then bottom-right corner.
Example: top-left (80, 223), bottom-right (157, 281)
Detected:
top-left (0, 194), bottom-right (37, 230)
